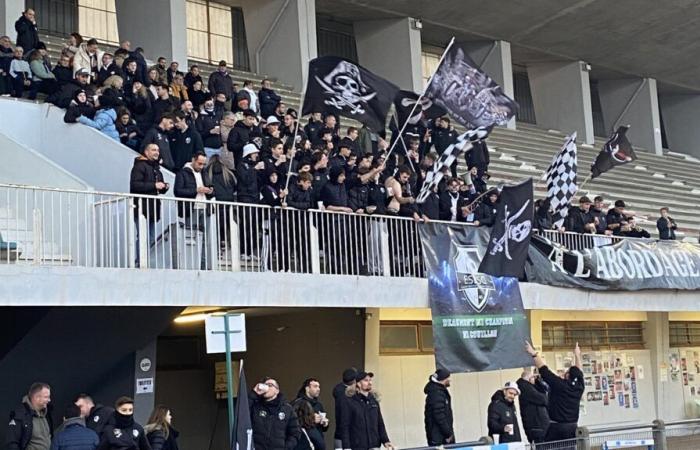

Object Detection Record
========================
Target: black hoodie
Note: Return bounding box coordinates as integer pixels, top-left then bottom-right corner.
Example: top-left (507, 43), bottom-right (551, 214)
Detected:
top-left (249, 392), bottom-right (301, 450)
top-left (486, 390), bottom-right (521, 443)
top-left (98, 412), bottom-right (150, 450)
top-left (538, 365), bottom-right (585, 424)
top-left (517, 377), bottom-right (550, 442)
top-left (423, 378), bottom-right (453, 445)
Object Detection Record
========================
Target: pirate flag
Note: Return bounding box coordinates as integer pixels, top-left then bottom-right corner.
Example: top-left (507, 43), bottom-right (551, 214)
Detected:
top-left (394, 90), bottom-right (446, 126)
top-left (478, 178), bottom-right (533, 278)
top-left (591, 126), bottom-right (637, 179)
top-left (302, 56), bottom-right (399, 131)
top-left (425, 46), bottom-right (518, 130)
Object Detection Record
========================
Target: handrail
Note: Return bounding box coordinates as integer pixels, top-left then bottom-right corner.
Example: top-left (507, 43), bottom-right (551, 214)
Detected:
top-left (401, 437), bottom-right (492, 450)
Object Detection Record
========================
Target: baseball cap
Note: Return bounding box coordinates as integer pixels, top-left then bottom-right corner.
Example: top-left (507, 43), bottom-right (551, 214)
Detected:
top-left (342, 368), bottom-right (358, 384)
top-left (266, 115), bottom-right (280, 125)
top-left (76, 68), bottom-right (90, 77)
top-left (355, 370), bottom-right (374, 382)
top-left (503, 381), bottom-right (520, 395)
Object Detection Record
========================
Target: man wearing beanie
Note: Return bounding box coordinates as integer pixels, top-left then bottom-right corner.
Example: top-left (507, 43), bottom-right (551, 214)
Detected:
top-left (424, 369), bottom-right (454, 445)
top-left (333, 368), bottom-right (356, 450)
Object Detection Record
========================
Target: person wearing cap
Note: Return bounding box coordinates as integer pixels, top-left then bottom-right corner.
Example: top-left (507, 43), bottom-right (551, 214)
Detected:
top-left (565, 196), bottom-right (596, 234)
top-left (259, 78), bottom-right (282, 118)
top-left (517, 368), bottom-right (550, 443)
top-left (341, 371), bottom-right (393, 450)
top-left (227, 109), bottom-right (260, 164)
top-left (606, 200), bottom-right (631, 235)
top-left (525, 341), bottom-right (585, 442)
top-left (423, 369), bottom-right (454, 446)
top-left (486, 381), bottom-right (522, 444)
top-left (333, 368), bottom-right (357, 450)
top-left (282, 109), bottom-right (307, 144)
top-left (329, 142), bottom-right (351, 174)
top-left (207, 60), bottom-right (234, 103)
top-left (262, 115), bottom-right (282, 152)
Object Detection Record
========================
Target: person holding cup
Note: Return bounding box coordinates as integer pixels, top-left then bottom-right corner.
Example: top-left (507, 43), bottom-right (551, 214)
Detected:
top-left (250, 377), bottom-right (301, 450)
top-left (293, 378), bottom-right (329, 450)
top-left (486, 382), bottom-right (522, 444)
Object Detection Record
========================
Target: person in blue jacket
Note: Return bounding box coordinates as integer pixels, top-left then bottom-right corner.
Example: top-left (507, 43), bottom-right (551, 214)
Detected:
top-left (51, 404), bottom-right (99, 450)
top-left (78, 88), bottom-right (121, 141)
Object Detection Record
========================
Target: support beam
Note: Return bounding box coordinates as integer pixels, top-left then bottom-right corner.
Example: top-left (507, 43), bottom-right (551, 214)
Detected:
top-left (658, 94), bottom-right (700, 158)
top-left (644, 312), bottom-right (669, 421)
top-left (0, 0), bottom-right (24, 42)
top-left (133, 340), bottom-right (157, 426)
top-left (354, 18), bottom-right (422, 92)
top-left (116, 0), bottom-right (187, 68)
top-left (528, 61), bottom-right (595, 144)
top-left (598, 78), bottom-right (663, 155)
top-left (242, 0), bottom-right (317, 91)
top-left (462, 40), bottom-right (516, 129)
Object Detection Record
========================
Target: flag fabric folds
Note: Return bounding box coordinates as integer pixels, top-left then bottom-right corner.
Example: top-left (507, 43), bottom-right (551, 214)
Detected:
top-left (302, 56), bottom-right (399, 131)
top-left (478, 179), bottom-right (534, 278)
top-left (542, 133), bottom-right (579, 228)
top-left (393, 89), bottom-right (446, 126)
top-left (591, 125), bottom-right (637, 179)
top-left (424, 46), bottom-right (518, 130)
top-left (231, 363), bottom-right (253, 450)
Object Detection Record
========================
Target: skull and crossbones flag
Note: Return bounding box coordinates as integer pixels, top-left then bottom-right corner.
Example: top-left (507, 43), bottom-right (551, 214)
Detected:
top-left (591, 125), bottom-right (637, 179)
top-left (394, 90), bottom-right (446, 127)
top-left (424, 46), bottom-right (518, 130)
top-left (302, 56), bottom-right (399, 131)
top-left (542, 132), bottom-right (579, 228)
top-left (478, 178), bottom-right (534, 278)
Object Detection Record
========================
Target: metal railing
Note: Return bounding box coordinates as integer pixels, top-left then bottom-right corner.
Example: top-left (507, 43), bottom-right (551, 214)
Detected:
top-left (537, 229), bottom-right (631, 252)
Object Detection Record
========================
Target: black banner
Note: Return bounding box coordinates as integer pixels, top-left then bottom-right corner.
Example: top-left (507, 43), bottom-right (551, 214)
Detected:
top-left (393, 90), bottom-right (446, 126)
top-left (420, 223), bottom-right (532, 373)
top-left (591, 126), bottom-right (637, 179)
top-left (302, 56), bottom-right (399, 131)
top-left (526, 234), bottom-right (700, 290)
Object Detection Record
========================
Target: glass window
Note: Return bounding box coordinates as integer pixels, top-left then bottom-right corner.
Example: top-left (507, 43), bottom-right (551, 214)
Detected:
top-left (380, 321), bottom-right (434, 355)
top-left (78, 0), bottom-right (118, 45)
top-left (542, 321), bottom-right (645, 351)
top-left (186, 0), bottom-right (235, 66)
top-left (421, 51), bottom-right (441, 88)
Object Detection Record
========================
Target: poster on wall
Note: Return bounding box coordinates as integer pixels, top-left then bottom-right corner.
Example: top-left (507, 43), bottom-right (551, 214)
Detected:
top-left (420, 223), bottom-right (532, 372)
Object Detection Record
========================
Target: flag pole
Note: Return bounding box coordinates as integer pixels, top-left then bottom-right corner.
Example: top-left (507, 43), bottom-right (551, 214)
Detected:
top-left (283, 79), bottom-right (308, 197)
top-left (383, 37), bottom-right (455, 162)
top-left (391, 113), bottom-right (416, 172)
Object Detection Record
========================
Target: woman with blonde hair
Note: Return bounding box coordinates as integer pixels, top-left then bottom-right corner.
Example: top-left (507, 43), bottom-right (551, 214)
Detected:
top-left (144, 405), bottom-right (180, 450)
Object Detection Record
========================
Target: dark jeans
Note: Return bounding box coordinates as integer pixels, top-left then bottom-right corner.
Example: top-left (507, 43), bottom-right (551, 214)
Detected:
top-left (28, 78), bottom-right (58, 99)
top-left (11, 76), bottom-right (31, 98)
top-left (134, 218), bottom-right (156, 267)
top-left (545, 422), bottom-right (578, 445)
top-left (183, 209), bottom-right (210, 270)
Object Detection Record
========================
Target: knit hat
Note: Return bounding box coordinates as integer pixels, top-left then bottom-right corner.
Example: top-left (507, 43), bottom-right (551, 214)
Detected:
top-left (434, 369), bottom-right (451, 382)
top-left (242, 143), bottom-right (259, 158)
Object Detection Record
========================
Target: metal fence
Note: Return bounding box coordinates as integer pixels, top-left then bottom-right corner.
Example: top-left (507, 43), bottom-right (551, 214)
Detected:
top-left (537, 229), bottom-right (629, 252)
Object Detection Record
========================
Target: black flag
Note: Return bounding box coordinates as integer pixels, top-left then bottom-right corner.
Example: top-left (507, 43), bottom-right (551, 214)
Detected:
top-left (393, 90), bottom-right (446, 126)
top-left (479, 179), bottom-right (534, 278)
top-left (302, 56), bottom-right (399, 131)
top-left (231, 362), bottom-right (253, 450)
top-left (591, 126), bottom-right (637, 179)
top-left (425, 45), bottom-right (518, 130)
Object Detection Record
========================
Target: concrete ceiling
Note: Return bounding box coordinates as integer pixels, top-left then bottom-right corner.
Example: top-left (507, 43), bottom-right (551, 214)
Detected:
top-left (315, 0), bottom-right (700, 93)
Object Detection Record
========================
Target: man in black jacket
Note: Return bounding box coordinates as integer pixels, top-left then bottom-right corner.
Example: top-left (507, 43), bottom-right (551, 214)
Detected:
top-left (294, 378), bottom-right (330, 450)
top-left (657, 207), bottom-right (677, 240)
top-left (228, 109), bottom-right (259, 163)
top-left (6, 382), bottom-right (53, 450)
top-left (431, 117), bottom-right (458, 176)
top-left (340, 371), bottom-right (393, 450)
top-left (15, 9), bottom-right (38, 53)
top-left (487, 382), bottom-right (522, 444)
top-left (606, 200), bottom-right (631, 235)
top-left (439, 178), bottom-right (462, 221)
top-left (98, 396), bottom-right (150, 450)
top-left (75, 393), bottom-right (114, 438)
top-left (208, 60), bottom-right (234, 102)
top-left (333, 368), bottom-right (357, 450)
top-left (525, 341), bottom-right (585, 442)
top-left (517, 369), bottom-right (550, 443)
top-left (259, 78), bottom-right (282, 118)
top-left (565, 196), bottom-right (596, 234)
top-left (141, 113), bottom-right (176, 171)
top-left (171, 112), bottom-right (204, 171)
top-left (423, 369), bottom-right (454, 446)
top-left (250, 378), bottom-right (301, 450)
top-left (474, 191), bottom-right (499, 227)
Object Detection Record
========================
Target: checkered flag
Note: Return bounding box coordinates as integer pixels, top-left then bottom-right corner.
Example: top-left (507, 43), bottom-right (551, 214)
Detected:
top-left (541, 132), bottom-right (578, 228)
top-left (417, 127), bottom-right (490, 203)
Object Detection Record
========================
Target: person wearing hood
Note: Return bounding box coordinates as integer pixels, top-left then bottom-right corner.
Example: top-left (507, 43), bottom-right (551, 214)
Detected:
top-left (517, 368), bottom-right (550, 443)
top-left (78, 88), bottom-right (121, 141)
top-left (170, 111), bottom-right (204, 171)
top-left (332, 369), bottom-right (356, 450)
top-left (227, 109), bottom-right (260, 164)
top-left (144, 405), bottom-right (179, 450)
top-left (48, 68), bottom-right (94, 109)
top-left (293, 379), bottom-right (329, 450)
top-left (50, 404), bottom-right (99, 450)
top-left (474, 191), bottom-right (499, 227)
top-left (250, 377), bottom-right (301, 450)
top-left (487, 382), bottom-right (522, 444)
top-left (14, 9), bottom-right (39, 53)
top-left (97, 397), bottom-right (150, 450)
top-left (340, 371), bottom-right (393, 450)
top-left (242, 80), bottom-right (259, 113)
top-left (423, 369), bottom-right (454, 446)
top-left (232, 88), bottom-right (252, 114)
top-left (6, 382), bottom-right (53, 450)
top-left (321, 166), bottom-right (352, 213)
top-left (74, 394), bottom-right (114, 438)
top-left (64, 89), bottom-right (96, 123)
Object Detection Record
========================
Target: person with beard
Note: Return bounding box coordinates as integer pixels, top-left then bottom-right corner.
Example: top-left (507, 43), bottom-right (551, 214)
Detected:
top-left (305, 112), bottom-right (324, 146)
top-left (179, 100), bottom-right (197, 127)
top-left (474, 191), bottom-right (499, 227)
top-left (78, 88), bottom-right (121, 141)
top-left (141, 113), bottom-right (176, 171)
top-left (565, 196), bottom-right (596, 234)
top-left (97, 53), bottom-right (122, 86)
top-left (423, 369), bottom-right (454, 446)
top-left (232, 89), bottom-right (251, 114)
top-left (517, 368), bottom-right (550, 444)
top-left (227, 109), bottom-right (260, 164)
top-left (386, 166), bottom-right (420, 221)
top-left (14, 9), bottom-right (38, 53)
top-left (125, 81), bottom-right (154, 134)
top-left (439, 178), bottom-right (463, 222)
top-left (293, 379), bottom-right (329, 450)
top-left (150, 57), bottom-right (168, 84)
top-left (487, 382), bottom-right (522, 444)
top-left (340, 371), bottom-right (393, 450)
top-left (281, 109), bottom-right (307, 144)
top-left (151, 83), bottom-right (180, 126)
top-left (332, 369), bottom-right (356, 450)
top-left (74, 394), bottom-right (114, 438)
top-left (144, 405), bottom-right (179, 450)
top-left (64, 89), bottom-right (95, 123)
top-left (97, 397), bottom-right (150, 450)
top-left (250, 378), bottom-right (301, 450)
top-left (196, 95), bottom-right (223, 159)
top-left (170, 111), bottom-right (204, 171)
top-left (258, 78), bottom-right (282, 118)
top-left (51, 404), bottom-right (99, 450)
top-left (166, 62), bottom-right (183, 84)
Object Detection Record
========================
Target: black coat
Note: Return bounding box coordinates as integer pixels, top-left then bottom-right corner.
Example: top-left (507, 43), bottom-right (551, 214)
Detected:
top-left (321, 182), bottom-right (348, 208)
top-left (475, 199), bottom-right (498, 227)
top-left (538, 365), bottom-right (585, 424)
top-left (419, 191), bottom-right (440, 220)
top-left (98, 421), bottom-right (150, 450)
top-left (64, 100), bottom-right (96, 123)
top-left (259, 88), bottom-right (282, 118)
top-left (565, 206), bottom-right (595, 233)
top-left (486, 391), bottom-right (521, 443)
top-left (657, 216), bottom-right (677, 240)
top-left (287, 185), bottom-right (313, 210)
top-left (5, 401), bottom-right (54, 450)
top-left (227, 122), bottom-right (258, 163)
top-left (195, 109), bottom-right (222, 149)
top-left (98, 63), bottom-right (124, 86)
top-left (87, 404), bottom-right (115, 438)
top-left (124, 91), bottom-right (153, 133)
top-left (141, 127), bottom-right (175, 171)
top-left (332, 383), bottom-right (349, 441)
top-left (53, 65), bottom-right (74, 86)
top-left (517, 378), bottom-right (550, 442)
top-left (170, 126), bottom-right (204, 171)
top-left (293, 395), bottom-right (328, 450)
top-left (439, 191), bottom-right (462, 221)
top-left (249, 393), bottom-right (301, 450)
top-left (466, 141), bottom-right (490, 170)
top-left (432, 127), bottom-right (458, 154)
top-left (145, 426), bottom-right (179, 450)
top-left (14, 16), bottom-right (38, 53)
top-left (207, 71), bottom-right (233, 99)
top-left (129, 156), bottom-right (169, 221)
top-left (48, 79), bottom-right (94, 109)
top-left (174, 165), bottom-right (213, 218)
top-left (209, 166), bottom-right (237, 202)
top-left (151, 97), bottom-right (180, 125)
top-left (340, 392), bottom-right (390, 450)
top-left (423, 380), bottom-right (454, 446)
top-left (348, 183), bottom-right (369, 211)
top-left (237, 159), bottom-right (261, 204)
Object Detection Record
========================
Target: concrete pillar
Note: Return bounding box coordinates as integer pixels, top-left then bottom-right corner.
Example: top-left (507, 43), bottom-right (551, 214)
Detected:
top-left (116, 0), bottom-right (187, 67)
top-left (528, 61), bottom-right (595, 144)
top-left (658, 94), bottom-right (700, 157)
top-left (133, 340), bottom-right (157, 425)
top-left (645, 312), bottom-right (669, 420)
top-left (0, 0), bottom-right (24, 41)
top-left (241, 0), bottom-right (317, 92)
top-left (354, 18), bottom-right (422, 92)
top-left (462, 40), bottom-right (516, 129)
top-left (598, 78), bottom-right (663, 155)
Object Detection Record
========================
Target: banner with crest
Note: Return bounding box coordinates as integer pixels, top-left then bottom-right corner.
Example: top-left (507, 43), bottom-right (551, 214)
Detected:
top-left (419, 223), bottom-right (532, 373)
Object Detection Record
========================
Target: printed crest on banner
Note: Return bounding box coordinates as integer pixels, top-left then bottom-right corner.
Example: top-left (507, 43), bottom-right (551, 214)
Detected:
top-left (315, 61), bottom-right (377, 114)
top-left (454, 245), bottom-right (494, 312)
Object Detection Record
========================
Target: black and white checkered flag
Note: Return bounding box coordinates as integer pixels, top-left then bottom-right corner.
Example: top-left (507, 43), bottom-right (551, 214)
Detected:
top-left (541, 132), bottom-right (578, 228)
top-left (417, 127), bottom-right (490, 203)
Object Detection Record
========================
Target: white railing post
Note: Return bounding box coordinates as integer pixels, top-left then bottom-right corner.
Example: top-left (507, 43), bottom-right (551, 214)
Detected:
top-left (138, 214), bottom-right (148, 269)
top-left (127, 198), bottom-right (136, 269)
top-left (380, 220), bottom-right (391, 277)
top-left (32, 208), bottom-right (43, 264)
top-left (207, 211), bottom-right (219, 271)
top-left (229, 205), bottom-right (241, 272)
top-left (309, 212), bottom-right (321, 275)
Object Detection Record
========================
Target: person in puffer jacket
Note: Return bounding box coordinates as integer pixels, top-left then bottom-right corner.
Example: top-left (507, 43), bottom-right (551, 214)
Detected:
top-left (423, 369), bottom-right (454, 446)
top-left (144, 405), bottom-right (179, 450)
top-left (249, 378), bottom-right (301, 450)
top-left (78, 88), bottom-right (121, 141)
top-left (50, 404), bottom-right (99, 450)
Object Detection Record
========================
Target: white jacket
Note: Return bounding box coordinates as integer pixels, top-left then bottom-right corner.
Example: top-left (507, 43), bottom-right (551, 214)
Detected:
top-left (72, 43), bottom-right (104, 83)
